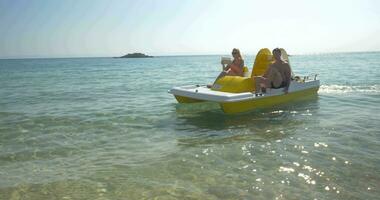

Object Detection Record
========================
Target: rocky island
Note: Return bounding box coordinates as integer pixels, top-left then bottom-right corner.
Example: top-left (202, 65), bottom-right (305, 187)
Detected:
top-left (116, 53), bottom-right (153, 58)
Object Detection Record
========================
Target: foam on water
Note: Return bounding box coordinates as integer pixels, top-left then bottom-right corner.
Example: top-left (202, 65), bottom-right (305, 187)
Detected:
top-left (319, 84), bottom-right (380, 94)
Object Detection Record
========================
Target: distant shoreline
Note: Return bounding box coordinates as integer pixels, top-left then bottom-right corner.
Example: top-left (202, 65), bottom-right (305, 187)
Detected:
top-left (115, 53), bottom-right (153, 58)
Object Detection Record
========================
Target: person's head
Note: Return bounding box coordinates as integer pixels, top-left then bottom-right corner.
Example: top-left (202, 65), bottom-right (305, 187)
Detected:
top-left (272, 48), bottom-right (282, 61)
top-left (232, 48), bottom-right (242, 59)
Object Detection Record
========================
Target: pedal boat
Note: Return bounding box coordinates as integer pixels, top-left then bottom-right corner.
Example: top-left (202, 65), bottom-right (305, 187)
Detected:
top-left (169, 48), bottom-right (320, 114)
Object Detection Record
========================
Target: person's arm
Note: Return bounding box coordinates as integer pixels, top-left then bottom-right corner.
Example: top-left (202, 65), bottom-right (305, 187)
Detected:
top-left (221, 59), bottom-right (232, 71)
top-left (226, 59), bottom-right (239, 73)
top-left (240, 59), bottom-right (245, 68)
top-left (283, 64), bottom-right (292, 93)
top-left (238, 59), bottom-right (244, 76)
top-left (263, 64), bottom-right (273, 78)
top-left (224, 64), bottom-right (231, 71)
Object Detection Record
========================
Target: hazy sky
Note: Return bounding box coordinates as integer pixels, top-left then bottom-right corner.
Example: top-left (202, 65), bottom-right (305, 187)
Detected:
top-left (0, 0), bottom-right (379, 58)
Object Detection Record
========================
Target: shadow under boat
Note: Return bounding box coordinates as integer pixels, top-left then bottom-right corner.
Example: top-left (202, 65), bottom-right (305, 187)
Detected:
top-left (174, 95), bottom-right (320, 146)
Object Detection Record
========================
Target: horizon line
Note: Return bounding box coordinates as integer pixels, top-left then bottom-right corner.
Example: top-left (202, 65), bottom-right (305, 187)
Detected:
top-left (1, 50), bottom-right (379, 60)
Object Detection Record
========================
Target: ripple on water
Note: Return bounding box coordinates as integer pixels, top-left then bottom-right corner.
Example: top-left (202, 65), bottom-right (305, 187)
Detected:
top-left (1, 55), bottom-right (380, 199)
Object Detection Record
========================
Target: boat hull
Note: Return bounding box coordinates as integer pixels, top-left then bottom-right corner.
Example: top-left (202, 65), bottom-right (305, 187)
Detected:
top-left (174, 95), bottom-right (205, 103)
top-left (220, 87), bottom-right (319, 114)
top-left (169, 80), bottom-right (320, 114)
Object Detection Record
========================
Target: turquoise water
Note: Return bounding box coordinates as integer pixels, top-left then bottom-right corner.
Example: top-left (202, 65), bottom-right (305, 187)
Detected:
top-left (0, 52), bottom-right (379, 199)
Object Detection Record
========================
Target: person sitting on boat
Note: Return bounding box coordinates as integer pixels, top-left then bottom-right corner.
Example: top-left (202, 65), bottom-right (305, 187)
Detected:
top-left (254, 48), bottom-right (292, 93)
top-left (208, 48), bottom-right (244, 88)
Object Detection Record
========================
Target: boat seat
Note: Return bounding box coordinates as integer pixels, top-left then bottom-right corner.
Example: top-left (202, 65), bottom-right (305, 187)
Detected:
top-left (212, 76), bottom-right (254, 93)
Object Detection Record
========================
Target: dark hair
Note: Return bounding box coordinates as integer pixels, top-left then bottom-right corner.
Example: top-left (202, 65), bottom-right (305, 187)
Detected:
top-left (272, 48), bottom-right (281, 55)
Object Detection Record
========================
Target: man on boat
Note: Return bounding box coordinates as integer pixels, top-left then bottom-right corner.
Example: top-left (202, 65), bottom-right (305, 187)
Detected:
top-left (254, 48), bottom-right (292, 94)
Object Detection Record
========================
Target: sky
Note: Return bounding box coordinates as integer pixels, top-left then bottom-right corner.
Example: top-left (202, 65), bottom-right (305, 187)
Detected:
top-left (0, 0), bottom-right (379, 58)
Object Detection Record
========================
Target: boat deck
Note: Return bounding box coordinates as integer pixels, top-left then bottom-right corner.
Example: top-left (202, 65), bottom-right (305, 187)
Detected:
top-left (169, 80), bottom-right (320, 103)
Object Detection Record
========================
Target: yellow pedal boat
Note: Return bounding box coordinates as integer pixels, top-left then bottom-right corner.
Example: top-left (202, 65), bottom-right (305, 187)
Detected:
top-left (169, 48), bottom-right (320, 114)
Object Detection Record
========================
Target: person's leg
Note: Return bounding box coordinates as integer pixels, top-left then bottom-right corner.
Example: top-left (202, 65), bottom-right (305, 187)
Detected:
top-left (213, 69), bottom-right (239, 83)
top-left (226, 70), bottom-right (238, 76)
top-left (267, 69), bottom-right (282, 88)
top-left (214, 71), bottom-right (227, 82)
top-left (254, 76), bottom-right (261, 92)
top-left (207, 71), bottom-right (228, 88)
top-left (254, 76), bottom-right (270, 93)
top-left (208, 70), bottom-right (241, 89)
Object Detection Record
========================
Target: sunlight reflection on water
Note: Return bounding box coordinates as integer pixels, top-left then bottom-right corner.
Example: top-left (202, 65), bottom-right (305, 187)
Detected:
top-left (0, 54), bottom-right (379, 199)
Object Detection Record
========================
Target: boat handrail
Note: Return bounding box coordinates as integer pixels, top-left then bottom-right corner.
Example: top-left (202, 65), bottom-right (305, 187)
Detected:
top-left (293, 73), bottom-right (319, 82)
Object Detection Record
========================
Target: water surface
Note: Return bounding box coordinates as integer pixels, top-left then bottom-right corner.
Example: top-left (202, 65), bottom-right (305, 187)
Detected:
top-left (0, 52), bottom-right (379, 199)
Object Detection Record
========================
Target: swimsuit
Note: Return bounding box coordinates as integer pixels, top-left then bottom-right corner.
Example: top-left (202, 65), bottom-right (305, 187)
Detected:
top-left (230, 59), bottom-right (244, 75)
top-left (271, 81), bottom-right (287, 89)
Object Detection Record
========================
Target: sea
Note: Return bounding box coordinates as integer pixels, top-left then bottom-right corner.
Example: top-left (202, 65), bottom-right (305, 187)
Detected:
top-left (0, 52), bottom-right (379, 200)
